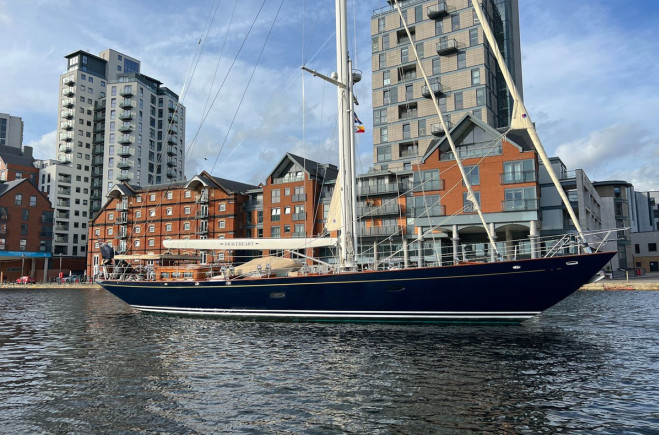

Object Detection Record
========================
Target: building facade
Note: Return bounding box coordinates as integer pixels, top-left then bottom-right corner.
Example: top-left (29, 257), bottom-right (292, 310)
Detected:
top-left (0, 178), bottom-right (53, 282)
top-left (370, 0), bottom-right (522, 172)
top-left (55, 48), bottom-right (186, 257)
top-left (0, 113), bottom-right (24, 148)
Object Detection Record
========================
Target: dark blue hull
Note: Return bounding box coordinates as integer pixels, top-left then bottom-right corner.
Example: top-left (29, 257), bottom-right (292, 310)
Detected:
top-left (99, 251), bottom-right (615, 323)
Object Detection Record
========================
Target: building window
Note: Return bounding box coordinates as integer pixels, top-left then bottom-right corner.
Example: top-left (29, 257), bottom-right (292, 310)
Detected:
top-left (184, 190), bottom-right (191, 198)
top-left (108, 212), bottom-right (114, 221)
top-left (148, 239), bottom-right (155, 247)
top-left (435, 20), bottom-right (443, 35)
top-left (149, 193), bottom-right (156, 201)
top-left (405, 84), bottom-right (413, 100)
top-left (383, 89), bottom-right (391, 105)
top-left (15, 194), bottom-right (22, 205)
top-left (135, 226), bottom-right (141, 234)
top-left (166, 208), bottom-right (173, 216)
top-left (271, 226), bottom-right (281, 238)
top-left (271, 208), bottom-right (281, 222)
top-left (380, 127), bottom-right (388, 143)
top-left (271, 189), bottom-right (280, 204)
top-left (470, 28), bottom-right (479, 46)
top-left (432, 58), bottom-right (441, 75)
top-left (471, 69), bottom-right (481, 85)
top-left (377, 145), bottom-right (392, 162)
top-left (134, 240), bottom-right (141, 247)
top-left (476, 88), bottom-right (486, 106)
top-left (108, 228), bottom-right (113, 236)
top-left (19, 240), bottom-right (27, 251)
top-left (219, 203), bottom-right (226, 212)
top-left (149, 225), bottom-right (155, 233)
top-left (383, 70), bottom-right (390, 86)
top-left (451, 14), bottom-right (460, 31)
top-left (649, 243), bottom-right (657, 252)
top-left (166, 191), bottom-right (173, 200)
top-left (149, 209), bottom-right (156, 217)
top-left (454, 92), bottom-right (463, 110)
top-left (184, 222), bottom-right (190, 231)
top-left (379, 53), bottom-right (386, 70)
top-left (374, 109), bottom-right (387, 126)
top-left (418, 119), bottom-right (426, 136)
top-left (403, 123), bottom-right (411, 139)
top-left (463, 165), bottom-right (480, 186)
top-left (635, 244), bottom-right (640, 254)
top-left (400, 47), bottom-right (409, 64)
top-left (378, 17), bottom-right (385, 33)
top-left (30, 195), bottom-right (37, 207)
top-left (415, 42), bottom-right (424, 59)
top-left (165, 223), bottom-right (172, 232)
top-left (135, 210), bottom-right (142, 218)
top-left (219, 220), bottom-right (226, 229)
top-left (382, 33), bottom-right (389, 50)
top-left (457, 52), bottom-right (466, 69)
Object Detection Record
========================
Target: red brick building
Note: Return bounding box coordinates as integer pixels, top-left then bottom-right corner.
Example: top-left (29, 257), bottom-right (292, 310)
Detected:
top-left (0, 145), bottom-right (39, 185)
top-left (87, 171), bottom-right (257, 276)
top-left (0, 178), bottom-right (54, 282)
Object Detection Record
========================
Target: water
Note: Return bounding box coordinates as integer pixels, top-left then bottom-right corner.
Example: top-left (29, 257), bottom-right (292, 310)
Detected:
top-left (1, 288), bottom-right (657, 434)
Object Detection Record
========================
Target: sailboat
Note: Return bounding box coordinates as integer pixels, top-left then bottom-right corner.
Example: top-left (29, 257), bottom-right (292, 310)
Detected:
top-left (98, 0), bottom-right (615, 323)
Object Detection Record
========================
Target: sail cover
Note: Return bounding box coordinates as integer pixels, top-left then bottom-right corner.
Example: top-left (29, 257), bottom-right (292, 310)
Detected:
top-left (325, 174), bottom-right (342, 232)
top-left (163, 237), bottom-right (337, 251)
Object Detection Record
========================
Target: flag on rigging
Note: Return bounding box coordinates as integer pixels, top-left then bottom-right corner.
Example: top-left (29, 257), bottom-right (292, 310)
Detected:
top-left (354, 113), bottom-right (365, 134)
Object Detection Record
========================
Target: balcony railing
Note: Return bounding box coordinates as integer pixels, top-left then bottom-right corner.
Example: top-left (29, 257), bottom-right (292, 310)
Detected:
top-left (292, 193), bottom-right (306, 202)
top-left (118, 146), bottom-right (133, 157)
top-left (119, 111), bottom-right (133, 121)
top-left (501, 171), bottom-right (537, 184)
top-left (117, 172), bottom-right (133, 181)
top-left (166, 169), bottom-right (177, 178)
top-left (61, 110), bottom-right (74, 119)
top-left (292, 212), bottom-right (306, 221)
top-left (421, 81), bottom-right (444, 98)
top-left (427, 1), bottom-right (448, 19)
top-left (116, 202), bottom-right (128, 211)
top-left (196, 210), bottom-right (209, 218)
top-left (59, 144), bottom-right (72, 153)
top-left (120, 99), bottom-right (133, 109)
top-left (118, 135), bottom-right (132, 145)
top-left (436, 39), bottom-right (459, 55)
top-left (167, 146), bottom-right (177, 156)
top-left (117, 159), bottom-right (132, 169)
top-left (431, 121), bottom-right (453, 136)
top-left (360, 225), bottom-right (403, 237)
top-left (358, 184), bottom-right (399, 196)
top-left (357, 203), bottom-right (400, 217)
top-left (167, 158), bottom-right (177, 167)
top-left (292, 232), bottom-right (306, 238)
top-left (502, 199), bottom-right (539, 212)
top-left (409, 204), bottom-right (446, 218)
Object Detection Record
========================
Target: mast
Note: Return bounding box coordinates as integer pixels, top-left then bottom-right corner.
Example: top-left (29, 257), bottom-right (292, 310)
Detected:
top-left (472, 2), bottom-right (588, 247)
top-left (335, 0), bottom-right (357, 268)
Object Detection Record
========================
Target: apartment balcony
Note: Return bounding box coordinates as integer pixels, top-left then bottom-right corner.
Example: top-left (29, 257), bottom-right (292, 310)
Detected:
top-left (118, 229), bottom-right (129, 239)
top-left (92, 167), bottom-right (103, 176)
top-left (502, 199), bottom-right (539, 212)
top-left (57, 186), bottom-right (71, 195)
top-left (55, 223), bottom-right (69, 232)
top-left (93, 134), bottom-right (105, 144)
top-left (117, 172), bottom-right (133, 181)
top-left (117, 159), bottom-right (132, 170)
top-left (168, 104), bottom-right (176, 112)
top-left (118, 135), bottom-right (132, 145)
top-left (421, 81), bottom-right (444, 98)
top-left (60, 121), bottom-right (73, 130)
top-left (59, 144), bottom-right (72, 153)
top-left (41, 215), bottom-right (55, 224)
top-left (292, 193), bottom-right (306, 202)
top-left (40, 230), bottom-right (54, 238)
top-left (197, 226), bottom-right (209, 235)
top-left (94, 113), bottom-right (106, 122)
top-left (119, 111), bottom-right (133, 121)
top-left (168, 126), bottom-right (179, 136)
top-left (115, 246), bottom-right (128, 254)
top-left (61, 98), bottom-right (75, 108)
top-left (168, 114), bottom-right (178, 123)
top-left (358, 183), bottom-right (399, 196)
top-left (93, 124), bottom-right (105, 133)
top-left (120, 88), bottom-right (134, 97)
top-left (196, 209), bottom-right (209, 218)
top-left (431, 121), bottom-right (453, 136)
top-left (57, 176), bottom-right (71, 184)
top-left (91, 178), bottom-right (103, 188)
top-left (399, 148), bottom-right (419, 158)
top-left (116, 202), bottom-right (129, 211)
top-left (118, 146), bottom-right (133, 157)
top-left (197, 193), bottom-right (209, 203)
top-left (360, 225), bottom-right (403, 237)
top-left (427, 1), bottom-right (448, 19)
top-left (292, 212), bottom-right (306, 221)
top-left (59, 156), bottom-right (72, 165)
top-left (118, 125), bottom-right (132, 133)
top-left (90, 190), bottom-right (103, 200)
top-left (166, 169), bottom-right (177, 179)
top-left (120, 99), bottom-right (133, 109)
top-left (92, 145), bottom-right (104, 155)
top-left (166, 158), bottom-right (176, 168)
top-left (410, 204), bottom-right (446, 218)
top-left (63, 77), bottom-right (75, 86)
top-left (501, 171), bottom-right (537, 184)
top-left (116, 215), bottom-right (129, 225)
top-left (63, 87), bottom-right (76, 97)
top-left (61, 110), bottom-right (74, 120)
top-left (166, 146), bottom-right (177, 156)
top-left (55, 211), bottom-right (69, 219)
top-left (167, 136), bottom-right (177, 145)
top-left (357, 203), bottom-right (400, 217)
top-left (436, 39), bottom-right (459, 56)
top-left (54, 235), bottom-right (68, 243)
top-left (94, 101), bottom-right (106, 111)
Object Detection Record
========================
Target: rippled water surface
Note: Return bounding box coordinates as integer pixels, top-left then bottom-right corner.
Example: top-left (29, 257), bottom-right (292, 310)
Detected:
top-left (1, 288), bottom-right (658, 433)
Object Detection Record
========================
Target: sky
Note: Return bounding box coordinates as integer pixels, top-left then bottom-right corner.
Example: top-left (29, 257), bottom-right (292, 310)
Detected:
top-left (1, 0), bottom-right (658, 190)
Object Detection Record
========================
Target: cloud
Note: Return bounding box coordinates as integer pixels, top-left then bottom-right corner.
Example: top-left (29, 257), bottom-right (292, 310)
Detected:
top-left (25, 130), bottom-right (57, 160)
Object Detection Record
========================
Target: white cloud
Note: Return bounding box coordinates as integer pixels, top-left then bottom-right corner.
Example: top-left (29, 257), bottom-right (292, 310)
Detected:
top-left (25, 130), bottom-right (57, 160)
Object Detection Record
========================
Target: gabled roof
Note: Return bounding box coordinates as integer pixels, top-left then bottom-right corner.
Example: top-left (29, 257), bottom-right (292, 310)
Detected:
top-left (185, 171), bottom-right (257, 194)
top-left (0, 179), bottom-right (26, 198)
top-left (0, 146), bottom-right (35, 168)
top-left (420, 113), bottom-right (535, 163)
top-left (266, 152), bottom-right (338, 183)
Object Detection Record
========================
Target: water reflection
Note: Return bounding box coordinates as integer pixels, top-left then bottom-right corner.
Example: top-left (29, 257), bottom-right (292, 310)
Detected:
top-left (0, 289), bottom-right (657, 433)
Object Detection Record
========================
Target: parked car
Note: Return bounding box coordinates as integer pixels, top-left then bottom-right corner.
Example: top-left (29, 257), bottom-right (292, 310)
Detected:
top-left (16, 276), bottom-right (36, 284)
